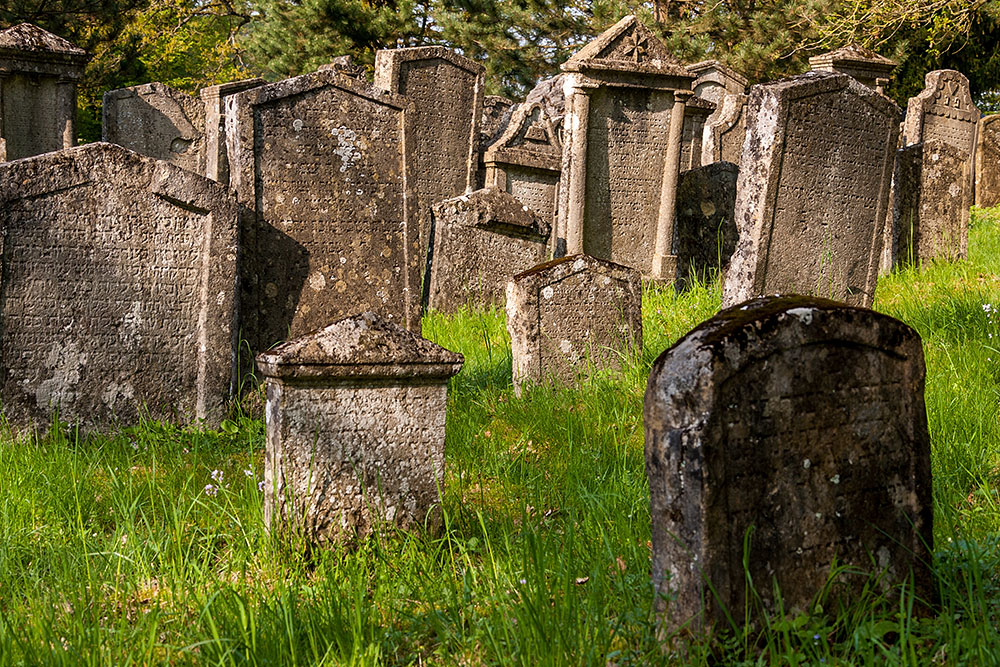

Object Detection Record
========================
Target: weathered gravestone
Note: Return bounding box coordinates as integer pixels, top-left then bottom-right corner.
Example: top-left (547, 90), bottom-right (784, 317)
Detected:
top-left (646, 296), bottom-right (933, 634)
top-left (880, 143), bottom-right (922, 273)
top-left (687, 59), bottom-right (747, 106)
top-left (506, 255), bottom-right (642, 395)
top-left (701, 92), bottom-right (747, 166)
top-left (0, 23), bottom-right (87, 161)
top-left (226, 69), bottom-right (421, 356)
top-left (481, 95), bottom-right (515, 146)
top-left (257, 311), bottom-right (463, 543)
top-left (892, 141), bottom-right (971, 266)
top-left (809, 44), bottom-right (896, 94)
top-left (374, 47), bottom-right (484, 256)
top-left (0, 142), bottom-right (238, 428)
top-left (427, 187), bottom-right (550, 312)
top-left (556, 15), bottom-right (695, 280)
top-left (317, 55), bottom-right (366, 80)
top-left (902, 70), bottom-right (978, 156)
top-left (722, 72), bottom-right (899, 309)
top-left (199, 78), bottom-right (265, 185)
top-left (484, 102), bottom-right (562, 224)
top-left (673, 161), bottom-right (738, 289)
top-left (975, 114), bottom-right (1000, 208)
top-left (680, 96), bottom-right (715, 171)
top-left (103, 83), bottom-right (207, 174)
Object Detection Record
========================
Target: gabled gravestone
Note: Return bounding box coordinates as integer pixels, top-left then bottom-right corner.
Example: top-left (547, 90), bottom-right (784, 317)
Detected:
top-left (427, 187), bottom-right (550, 312)
top-left (375, 47), bottom-right (484, 256)
top-left (506, 255), bottom-right (642, 395)
top-left (646, 296), bottom-right (933, 634)
top-left (809, 44), bottom-right (896, 94)
top-left (484, 102), bottom-right (562, 224)
top-left (199, 78), bottom-right (265, 185)
top-left (0, 143), bottom-right (238, 428)
top-left (257, 311), bottom-right (463, 543)
top-left (975, 114), bottom-right (1000, 208)
top-left (556, 15), bottom-right (695, 280)
top-left (701, 92), bottom-right (747, 166)
top-left (226, 69), bottom-right (420, 356)
top-left (673, 161), bottom-right (738, 289)
top-left (722, 72), bottom-right (899, 309)
top-left (103, 82), bottom-right (207, 174)
top-left (0, 23), bottom-right (87, 161)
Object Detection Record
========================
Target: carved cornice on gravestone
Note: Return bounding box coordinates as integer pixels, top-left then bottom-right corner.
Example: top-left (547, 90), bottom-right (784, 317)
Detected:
top-left (687, 59), bottom-right (747, 105)
top-left (484, 102), bottom-right (562, 174)
top-left (0, 23), bottom-right (88, 77)
top-left (702, 92), bottom-right (748, 165)
top-left (561, 15), bottom-right (692, 81)
top-left (432, 187), bottom-right (551, 239)
top-left (903, 69), bottom-right (979, 148)
top-left (809, 44), bottom-right (896, 92)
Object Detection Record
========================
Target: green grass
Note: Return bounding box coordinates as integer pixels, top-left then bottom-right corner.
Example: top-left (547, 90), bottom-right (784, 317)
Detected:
top-left (1, 208), bottom-right (999, 664)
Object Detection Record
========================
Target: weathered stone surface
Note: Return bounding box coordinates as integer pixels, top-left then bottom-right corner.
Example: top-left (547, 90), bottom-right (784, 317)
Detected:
top-left (880, 143), bottom-right (922, 273)
top-left (484, 101), bottom-right (562, 224)
top-left (646, 295), bottom-right (933, 634)
top-left (701, 92), bottom-right (747, 166)
top-left (722, 72), bottom-right (899, 309)
top-left (227, 69), bottom-right (421, 356)
top-left (557, 15), bottom-right (695, 280)
top-left (674, 162), bottom-right (738, 288)
top-left (902, 70), bottom-right (978, 156)
top-left (0, 23), bottom-right (87, 161)
top-left (427, 187), bottom-right (550, 312)
top-left (893, 140), bottom-right (971, 267)
top-left (199, 78), bottom-right (265, 185)
top-left (809, 44), bottom-right (896, 93)
top-left (687, 59), bottom-right (747, 106)
top-left (506, 254), bottom-right (642, 394)
top-left (524, 73), bottom-right (567, 121)
top-left (257, 311), bottom-right (463, 543)
top-left (481, 95), bottom-right (515, 145)
top-left (680, 95), bottom-right (715, 171)
top-left (103, 82), bottom-right (206, 174)
top-left (375, 47), bottom-right (485, 257)
top-left (318, 55), bottom-right (366, 80)
top-left (975, 114), bottom-right (1000, 208)
top-left (0, 142), bottom-right (239, 428)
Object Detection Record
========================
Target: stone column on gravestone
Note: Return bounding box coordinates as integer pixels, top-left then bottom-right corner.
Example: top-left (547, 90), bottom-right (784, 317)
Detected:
top-left (652, 90), bottom-right (691, 280)
top-left (200, 78), bottom-right (265, 184)
top-left (563, 76), bottom-right (592, 256)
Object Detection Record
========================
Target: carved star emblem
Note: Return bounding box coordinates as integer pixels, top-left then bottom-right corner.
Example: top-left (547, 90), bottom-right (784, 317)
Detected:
top-left (624, 31), bottom-right (648, 64)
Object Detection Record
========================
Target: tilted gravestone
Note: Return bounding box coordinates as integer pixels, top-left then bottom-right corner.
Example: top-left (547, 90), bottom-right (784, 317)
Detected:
top-left (257, 311), bottom-right (463, 543)
top-left (0, 143), bottom-right (239, 428)
top-left (975, 114), bottom-right (1000, 208)
top-left (892, 141), bottom-right (971, 267)
top-left (484, 101), bottom-right (562, 224)
top-left (701, 92), bottom-right (747, 166)
top-left (226, 69), bottom-right (421, 356)
top-left (809, 44), bottom-right (896, 94)
top-left (199, 78), bottom-right (265, 185)
top-left (427, 187), bottom-right (551, 312)
top-left (673, 161), bottom-right (738, 289)
top-left (680, 96), bottom-right (715, 172)
top-left (506, 255), bottom-right (642, 395)
top-left (556, 15), bottom-right (695, 280)
top-left (374, 47), bottom-right (485, 256)
top-left (902, 70), bottom-right (978, 156)
top-left (687, 59), bottom-right (747, 106)
top-left (722, 72), bottom-right (899, 309)
top-left (103, 82), bottom-right (207, 174)
top-left (0, 23), bottom-right (87, 161)
top-left (646, 296), bottom-right (933, 634)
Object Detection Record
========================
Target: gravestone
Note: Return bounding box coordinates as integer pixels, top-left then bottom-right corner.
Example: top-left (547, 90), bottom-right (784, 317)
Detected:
top-left (257, 311), bottom-right (463, 543)
top-left (673, 161), bottom-right (738, 288)
top-left (722, 72), bottom-right (899, 309)
top-left (200, 78), bottom-right (265, 185)
top-left (226, 69), bottom-right (421, 357)
top-left (701, 92), bottom-right (747, 166)
top-left (0, 23), bottom-right (87, 161)
top-left (0, 142), bottom-right (238, 428)
top-left (374, 47), bottom-right (485, 256)
top-left (809, 44), bottom-right (896, 94)
top-left (103, 83), bottom-right (207, 174)
top-left (893, 141), bottom-right (971, 267)
top-left (556, 15), bottom-right (695, 280)
top-left (427, 187), bottom-right (550, 312)
top-left (687, 59), bottom-right (747, 106)
top-left (902, 70), bottom-right (978, 156)
top-left (481, 95), bottom-right (515, 145)
top-left (680, 96), bottom-right (715, 171)
top-left (524, 73), bottom-right (567, 122)
top-left (318, 55), bottom-right (366, 79)
top-left (880, 143), bottom-right (922, 273)
top-left (506, 254), bottom-right (642, 395)
top-left (484, 102), bottom-right (562, 224)
top-left (975, 114), bottom-right (1000, 208)
top-left (646, 296), bottom-right (933, 634)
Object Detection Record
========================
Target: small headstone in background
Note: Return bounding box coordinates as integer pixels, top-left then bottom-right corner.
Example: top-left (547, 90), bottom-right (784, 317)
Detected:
top-left (103, 82), bottom-right (206, 174)
top-left (506, 255), bottom-right (642, 395)
top-left (673, 161), bottom-right (738, 289)
top-left (975, 114), bottom-right (1000, 208)
top-left (0, 23), bottom-right (87, 161)
top-left (257, 311), bottom-right (463, 544)
top-left (646, 296), bottom-right (933, 634)
top-left (880, 143), bottom-right (922, 273)
top-left (427, 187), bottom-right (550, 312)
top-left (0, 143), bottom-right (239, 428)
top-left (902, 70), bottom-right (978, 155)
top-left (808, 44), bottom-right (896, 94)
top-left (199, 78), bottom-right (265, 185)
top-left (680, 96), bottom-right (715, 171)
top-left (722, 72), bottom-right (899, 309)
top-left (701, 92), bottom-right (747, 166)
top-left (480, 95), bottom-right (516, 146)
top-left (687, 59), bottom-right (747, 106)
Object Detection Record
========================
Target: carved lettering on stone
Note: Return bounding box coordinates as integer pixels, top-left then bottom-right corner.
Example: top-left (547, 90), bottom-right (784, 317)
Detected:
top-left (902, 70), bottom-right (978, 155)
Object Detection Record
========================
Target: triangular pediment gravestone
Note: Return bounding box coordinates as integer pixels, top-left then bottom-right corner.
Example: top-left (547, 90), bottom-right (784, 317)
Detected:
top-left (562, 15), bottom-right (688, 76)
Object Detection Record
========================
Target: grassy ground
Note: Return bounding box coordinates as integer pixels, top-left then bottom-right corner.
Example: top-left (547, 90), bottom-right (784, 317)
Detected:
top-left (1, 208), bottom-right (999, 665)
